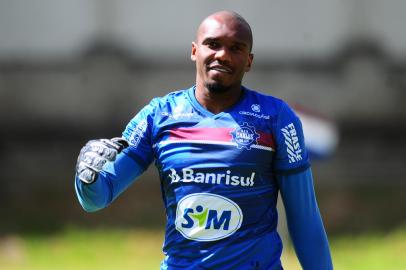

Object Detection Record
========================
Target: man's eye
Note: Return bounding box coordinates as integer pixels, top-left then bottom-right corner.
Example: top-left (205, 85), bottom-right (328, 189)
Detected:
top-left (230, 45), bottom-right (242, 52)
top-left (208, 42), bottom-right (219, 48)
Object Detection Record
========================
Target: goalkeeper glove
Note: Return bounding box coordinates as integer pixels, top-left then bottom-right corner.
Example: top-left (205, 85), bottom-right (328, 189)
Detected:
top-left (76, 137), bottom-right (129, 184)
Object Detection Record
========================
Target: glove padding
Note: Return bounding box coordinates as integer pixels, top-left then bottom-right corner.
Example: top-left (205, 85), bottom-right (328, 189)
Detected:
top-left (76, 137), bottom-right (129, 184)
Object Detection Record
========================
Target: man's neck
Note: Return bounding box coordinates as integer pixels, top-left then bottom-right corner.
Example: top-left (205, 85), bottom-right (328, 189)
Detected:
top-left (194, 84), bottom-right (243, 114)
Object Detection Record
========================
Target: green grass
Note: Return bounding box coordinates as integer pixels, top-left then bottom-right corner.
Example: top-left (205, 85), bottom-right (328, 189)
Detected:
top-left (0, 228), bottom-right (164, 270)
top-left (1, 227), bottom-right (405, 269)
top-left (329, 230), bottom-right (406, 270)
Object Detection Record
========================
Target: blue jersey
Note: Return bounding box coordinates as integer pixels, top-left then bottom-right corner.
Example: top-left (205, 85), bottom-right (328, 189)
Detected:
top-left (120, 86), bottom-right (310, 269)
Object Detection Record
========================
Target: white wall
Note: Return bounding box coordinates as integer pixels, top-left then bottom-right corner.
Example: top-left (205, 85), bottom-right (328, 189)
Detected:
top-left (0, 0), bottom-right (405, 62)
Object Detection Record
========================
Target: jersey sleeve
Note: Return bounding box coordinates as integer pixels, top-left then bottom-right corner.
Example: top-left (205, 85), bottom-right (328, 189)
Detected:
top-left (75, 98), bottom-right (159, 212)
top-left (121, 97), bottom-right (159, 170)
top-left (273, 101), bottom-right (310, 174)
top-left (277, 168), bottom-right (333, 269)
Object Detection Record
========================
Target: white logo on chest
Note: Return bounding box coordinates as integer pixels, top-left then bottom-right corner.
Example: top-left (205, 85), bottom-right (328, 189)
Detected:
top-left (175, 193), bottom-right (243, 241)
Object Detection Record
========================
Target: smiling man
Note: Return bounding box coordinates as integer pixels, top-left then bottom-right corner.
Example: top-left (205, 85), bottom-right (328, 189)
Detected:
top-left (193, 12), bottom-right (253, 98)
top-left (75, 11), bottom-right (333, 270)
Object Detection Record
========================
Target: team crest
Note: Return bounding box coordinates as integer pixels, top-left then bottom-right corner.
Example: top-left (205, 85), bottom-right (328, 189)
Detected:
top-left (230, 122), bottom-right (260, 150)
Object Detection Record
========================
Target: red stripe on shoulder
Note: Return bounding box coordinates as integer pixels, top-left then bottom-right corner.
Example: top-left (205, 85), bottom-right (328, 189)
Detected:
top-left (257, 131), bottom-right (275, 148)
top-left (169, 127), bottom-right (234, 141)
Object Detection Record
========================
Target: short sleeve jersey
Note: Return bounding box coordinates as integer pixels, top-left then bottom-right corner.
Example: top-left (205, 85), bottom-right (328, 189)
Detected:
top-left (122, 86), bottom-right (310, 269)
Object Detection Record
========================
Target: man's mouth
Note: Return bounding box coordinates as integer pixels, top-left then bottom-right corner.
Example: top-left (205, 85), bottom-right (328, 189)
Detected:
top-left (208, 64), bottom-right (233, 74)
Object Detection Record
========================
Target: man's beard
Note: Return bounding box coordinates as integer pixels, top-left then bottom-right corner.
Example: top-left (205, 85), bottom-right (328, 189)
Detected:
top-left (205, 82), bottom-right (231, 93)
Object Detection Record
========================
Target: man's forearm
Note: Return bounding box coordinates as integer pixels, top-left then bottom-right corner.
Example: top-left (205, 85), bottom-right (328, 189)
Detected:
top-left (75, 172), bottom-right (112, 212)
top-left (75, 151), bottom-right (145, 212)
top-left (277, 168), bottom-right (333, 269)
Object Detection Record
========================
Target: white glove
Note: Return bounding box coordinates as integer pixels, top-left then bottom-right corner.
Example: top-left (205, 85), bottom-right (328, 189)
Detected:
top-left (76, 137), bottom-right (129, 184)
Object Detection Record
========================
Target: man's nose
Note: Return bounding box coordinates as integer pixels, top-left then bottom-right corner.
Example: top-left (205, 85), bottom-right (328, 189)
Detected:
top-left (214, 47), bottom-right (231, 62)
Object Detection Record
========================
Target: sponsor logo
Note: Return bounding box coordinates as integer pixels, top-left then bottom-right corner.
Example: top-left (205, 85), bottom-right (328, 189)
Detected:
top-left (230, 122), bottom-right (260, 150)
top-left (169, 168), bottom-right (255, 187)
top-left (161, 105), bottom-right (196, 120)
top-left (251, 104), bottom-right (261, 113)
top-left (161, 111), bottom-right (195, 120)
top-left (168, 168), bottom-right (181, 182)
top-left (281, 123), bottom-right (303, 163)
top-left (239, 111), bottom-right (270, 119)
top-left (175, 193), bottom-right (243, 241)
top-left (129, 120), bottom-right (148, 147)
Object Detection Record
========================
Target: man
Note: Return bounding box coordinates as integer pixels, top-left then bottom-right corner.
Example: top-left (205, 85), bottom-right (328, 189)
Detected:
top-left (75, 11), bottom-right (333, 270)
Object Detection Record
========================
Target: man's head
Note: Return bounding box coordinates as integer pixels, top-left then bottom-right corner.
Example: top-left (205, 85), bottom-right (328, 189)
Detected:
top-left (191, 11), bottom-right (254, 94)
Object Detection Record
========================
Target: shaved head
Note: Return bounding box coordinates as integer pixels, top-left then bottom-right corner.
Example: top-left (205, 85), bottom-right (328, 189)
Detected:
top-left (191, 10), bottom-right (254, 100)
top-left (196, 11), bottom-right (253, 52)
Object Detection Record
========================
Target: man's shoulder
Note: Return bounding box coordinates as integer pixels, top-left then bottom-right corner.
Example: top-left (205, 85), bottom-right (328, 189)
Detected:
top-left (149, 88), bottom-right (190, 106)
top-left (243, 87), bottom-right (288, 114)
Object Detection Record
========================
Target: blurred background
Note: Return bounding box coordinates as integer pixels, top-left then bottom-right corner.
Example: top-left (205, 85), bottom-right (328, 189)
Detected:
top-left (0, 0), bottom-right (405, 269)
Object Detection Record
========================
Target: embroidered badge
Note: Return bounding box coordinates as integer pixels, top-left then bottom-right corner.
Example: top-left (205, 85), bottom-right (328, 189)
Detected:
top-left (231, 122), bottom-right (260, 150)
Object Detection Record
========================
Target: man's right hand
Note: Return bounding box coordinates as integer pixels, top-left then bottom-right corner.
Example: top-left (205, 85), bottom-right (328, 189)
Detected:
top-left (76, 137), bottom-right (129, 184)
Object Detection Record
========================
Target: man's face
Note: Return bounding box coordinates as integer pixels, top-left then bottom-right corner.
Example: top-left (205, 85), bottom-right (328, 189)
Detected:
top-left (191, 16), bottom-right (253, 93)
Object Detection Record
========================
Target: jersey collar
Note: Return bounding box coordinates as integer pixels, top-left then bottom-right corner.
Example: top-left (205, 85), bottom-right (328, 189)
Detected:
top-left (187, 85), bottom-right (246, 118)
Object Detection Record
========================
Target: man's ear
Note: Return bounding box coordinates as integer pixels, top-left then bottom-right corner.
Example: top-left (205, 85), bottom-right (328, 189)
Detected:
top-left (191, 42), bottom-right (197, 61)
top-left (245, 53), bottom-right (254, 72)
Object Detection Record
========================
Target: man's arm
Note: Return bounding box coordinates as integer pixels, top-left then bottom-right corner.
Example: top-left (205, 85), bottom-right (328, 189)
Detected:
top-left (74, 98), bottom-right (158, 212)
top-left (277, 168), bottom-right (333, 270)
top-left (75, 149), bottom-right (145, 212)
